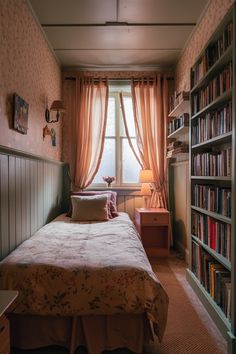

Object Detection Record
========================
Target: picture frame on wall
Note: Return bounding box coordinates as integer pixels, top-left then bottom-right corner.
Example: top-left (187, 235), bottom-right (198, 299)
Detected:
top-left (13, 93), bottom-right (29, 134)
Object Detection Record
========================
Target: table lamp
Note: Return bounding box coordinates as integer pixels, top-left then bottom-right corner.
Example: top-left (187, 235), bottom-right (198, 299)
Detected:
top-left (139, 169), bottom-right (154, 208)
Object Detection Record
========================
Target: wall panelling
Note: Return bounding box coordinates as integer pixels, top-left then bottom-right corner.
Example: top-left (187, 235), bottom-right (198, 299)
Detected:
top-left (0, 147), bottom-right (65, 260)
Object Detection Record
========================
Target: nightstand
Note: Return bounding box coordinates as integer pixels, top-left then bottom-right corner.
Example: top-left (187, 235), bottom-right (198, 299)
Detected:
top-left (0, 290), bottom-right (18, 354)
top-left (135, 208), bottom-right (170, 257)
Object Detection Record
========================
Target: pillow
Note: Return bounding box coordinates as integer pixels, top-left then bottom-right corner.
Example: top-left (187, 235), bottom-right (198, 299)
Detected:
top-left (71, 194), bottom-right (109, 221)
top-left (67, 190), bottom-right (118, 218)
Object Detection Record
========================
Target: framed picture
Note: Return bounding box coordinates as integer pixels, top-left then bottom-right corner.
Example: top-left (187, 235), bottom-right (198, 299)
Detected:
top-left (13, 94), bottom-right (29, 134)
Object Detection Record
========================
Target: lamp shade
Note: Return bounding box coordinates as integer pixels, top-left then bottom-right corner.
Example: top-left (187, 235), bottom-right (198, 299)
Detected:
top-left (139, 169), bottom-right (154, 183)
top-left (50, 100), bottom-right (65, 112)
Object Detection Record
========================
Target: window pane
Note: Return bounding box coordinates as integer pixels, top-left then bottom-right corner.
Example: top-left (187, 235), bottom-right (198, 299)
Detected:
top-left (106, 97), bottom-right (115, 136)
top-left (93, 138), bottom-right (116, 184)
top-left (122, 138), bottom-right (140, 183)
top-left (120, 96), bottom-right (136, 137)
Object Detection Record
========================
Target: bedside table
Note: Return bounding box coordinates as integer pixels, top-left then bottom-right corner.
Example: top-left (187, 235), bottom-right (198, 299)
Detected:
top-left (135, 208), bottom-right (170, 257)
top-left (0, 290), bottom-right (18, 354)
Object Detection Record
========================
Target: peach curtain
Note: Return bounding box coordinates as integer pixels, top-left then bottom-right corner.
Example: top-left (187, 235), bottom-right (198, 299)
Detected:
top-left (130, 75), bottom-right (169, 208)
top-left (69, 77), bottom-right (109, 190)
top-left (119, 93), bottom-right (143, 168)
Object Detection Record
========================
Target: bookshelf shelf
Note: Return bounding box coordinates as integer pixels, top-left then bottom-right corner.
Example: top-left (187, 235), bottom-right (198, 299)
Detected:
top-left (168, 125), bottom-right (189, 139)
top-left (191, 131), bottom-right (232, 150)
top-left (191, 45), bottom-right (233, 94)
top-left (166, 152), bottom-right (189, 160)
top-left (191, 89), bottom-right (232, 121)
top-left (192, 235), bottom-right (231, 270)
top-left (191, 176), bottom-right (231, 181)
top-left (191, 205), bottom-right (231, 224)
top-left (188, 5), bottom-right (236, 352)
top-left (168, 97), bottom-right (189, 118)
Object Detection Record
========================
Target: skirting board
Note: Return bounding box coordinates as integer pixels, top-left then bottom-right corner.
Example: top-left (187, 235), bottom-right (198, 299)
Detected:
top-left (174, 239), bottom-right (189, 263)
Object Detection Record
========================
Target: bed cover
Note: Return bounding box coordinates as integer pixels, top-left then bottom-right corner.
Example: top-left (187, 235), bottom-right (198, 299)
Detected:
top-left (0, 212), bottom-right (168, 354)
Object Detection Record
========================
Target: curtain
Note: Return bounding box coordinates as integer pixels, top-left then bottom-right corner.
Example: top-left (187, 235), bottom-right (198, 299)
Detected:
top-left (119, 93), bottom-right (143, 168)
top-left (69, 77), bottom-right (109, 190)
top-left (121, 75), bottom-right (168, 208)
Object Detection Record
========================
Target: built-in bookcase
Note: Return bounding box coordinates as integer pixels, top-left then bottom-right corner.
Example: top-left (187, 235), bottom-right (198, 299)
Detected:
top-left (187, 4), bottom-right (236, 353)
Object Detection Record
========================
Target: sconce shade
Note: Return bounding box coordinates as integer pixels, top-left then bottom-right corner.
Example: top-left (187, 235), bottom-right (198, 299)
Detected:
top-left (50, 100), bottom-right (65, 112)
top-left (140, 183), bottom-right (152, 196)
top-left (45, 100), bottom-right (65, 123)
top-left (139, 169), bottom-right (154, 183)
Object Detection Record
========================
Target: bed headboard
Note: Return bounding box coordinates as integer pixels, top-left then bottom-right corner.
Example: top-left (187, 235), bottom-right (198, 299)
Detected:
top-left (0, 146), bottom-right (67, 260)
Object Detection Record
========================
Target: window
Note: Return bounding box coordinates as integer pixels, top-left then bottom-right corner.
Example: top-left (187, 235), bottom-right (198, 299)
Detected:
top-left (92, 85), bottom-right (140, 186)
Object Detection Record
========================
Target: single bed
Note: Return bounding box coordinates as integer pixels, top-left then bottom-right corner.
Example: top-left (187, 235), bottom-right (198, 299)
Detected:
top-left (0, 212), bottom-right (168, 354)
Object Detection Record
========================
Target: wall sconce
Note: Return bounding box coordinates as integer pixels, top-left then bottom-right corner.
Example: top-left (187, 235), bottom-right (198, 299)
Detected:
top-left (45, 100), bottom-right (65, 123)
top-left (139, 169), bottom-right (155, 208)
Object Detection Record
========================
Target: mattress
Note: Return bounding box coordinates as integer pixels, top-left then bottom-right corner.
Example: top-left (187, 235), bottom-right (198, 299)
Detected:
top-left (0, 212), bottom-right (168, 341)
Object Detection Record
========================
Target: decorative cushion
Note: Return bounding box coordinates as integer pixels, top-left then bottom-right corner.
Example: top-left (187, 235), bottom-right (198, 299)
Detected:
top-left (67, 191), bottom-right (118, 218)
top-left (71, 194), bottom-right (109, 221)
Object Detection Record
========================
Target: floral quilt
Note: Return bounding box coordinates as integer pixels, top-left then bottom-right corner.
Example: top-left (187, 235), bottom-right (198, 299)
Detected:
top-left (0, 213), bottom-right (168, 341)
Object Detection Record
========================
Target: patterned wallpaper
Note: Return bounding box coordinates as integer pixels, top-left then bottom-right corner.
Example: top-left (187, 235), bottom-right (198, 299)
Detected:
top-left (0, 0), bottom-right (62, 161)
top-left (175, 0), bottom-right (234, 93)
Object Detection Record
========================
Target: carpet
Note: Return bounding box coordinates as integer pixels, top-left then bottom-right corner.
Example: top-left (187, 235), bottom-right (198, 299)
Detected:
top-left (145, 258), bottom-right (226, 354)
top-left (11, 256), bottom-right (226, 354)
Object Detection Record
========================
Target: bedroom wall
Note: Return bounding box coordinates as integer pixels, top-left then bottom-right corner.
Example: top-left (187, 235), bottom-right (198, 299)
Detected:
top-left (0, 0), bottom-right (62, 161)
top-left (172, 0), bottom-right (234, 260)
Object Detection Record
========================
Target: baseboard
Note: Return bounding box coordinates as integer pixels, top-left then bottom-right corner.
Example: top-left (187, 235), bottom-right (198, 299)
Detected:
top-left (174, 239), bottom-right (189, 263)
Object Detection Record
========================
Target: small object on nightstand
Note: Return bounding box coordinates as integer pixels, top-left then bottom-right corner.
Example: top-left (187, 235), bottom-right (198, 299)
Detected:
top-left (0, 290), bottom-right (18, 354)
top-left (134, 208), bottom-right (170, 257)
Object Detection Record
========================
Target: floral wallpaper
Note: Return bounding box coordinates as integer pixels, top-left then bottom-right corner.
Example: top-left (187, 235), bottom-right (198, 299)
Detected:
top-left (175, 0), bottom-right (234, 93)
top-left (0, 0), bottom-right (62, 161)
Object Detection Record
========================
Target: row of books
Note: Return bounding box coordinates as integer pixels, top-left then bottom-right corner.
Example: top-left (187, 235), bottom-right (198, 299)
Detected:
top-left (168, 114), bottom-right (189, 135)
top-left (191, 21), bottom-right (233, 87)
top-left (192, 62), bottom-right (232, 115)
top-left (192, 148), bottom-right (231, 176)
top-left (166, 141), bottom-right (189, 158)
top-left (192, 184), bottom-right (231, 217)
top-left (191, 102), bottom-right (232, 145)
top-left (192, 242), bottom-right (231, 319)
top-left (192, 211), bottom-right (231, 260)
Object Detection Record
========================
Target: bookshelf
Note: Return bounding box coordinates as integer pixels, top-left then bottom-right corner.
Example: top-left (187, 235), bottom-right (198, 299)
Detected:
top-left (167, 92), bottom-right (189, 160)
top-left (187, 4), bottom-right (236, 353)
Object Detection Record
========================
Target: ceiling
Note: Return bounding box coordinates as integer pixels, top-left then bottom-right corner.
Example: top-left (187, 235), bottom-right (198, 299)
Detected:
top-left (28, 0), bottom-right (209, 70)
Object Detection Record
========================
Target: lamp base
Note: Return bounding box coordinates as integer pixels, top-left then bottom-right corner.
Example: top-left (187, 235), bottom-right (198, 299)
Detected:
top-left (143, 196), bottom-right (149, 208)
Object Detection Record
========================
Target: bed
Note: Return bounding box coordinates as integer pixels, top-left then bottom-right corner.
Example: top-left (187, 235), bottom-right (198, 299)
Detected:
top-left (0, 211), bottom-right (168, 354)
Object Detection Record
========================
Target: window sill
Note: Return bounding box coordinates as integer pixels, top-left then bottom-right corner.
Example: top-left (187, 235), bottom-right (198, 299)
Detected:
top-left (88, 186), bottom-right (140, 191)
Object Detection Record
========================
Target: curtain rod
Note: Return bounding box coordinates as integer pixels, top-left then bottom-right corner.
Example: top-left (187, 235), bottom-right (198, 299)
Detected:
top-left (64, 77), bottom-right (174, 81)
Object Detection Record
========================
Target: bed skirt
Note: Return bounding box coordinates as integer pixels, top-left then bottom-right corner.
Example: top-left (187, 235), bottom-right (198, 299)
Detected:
top-left (9, 313), bottom-right (153, 354)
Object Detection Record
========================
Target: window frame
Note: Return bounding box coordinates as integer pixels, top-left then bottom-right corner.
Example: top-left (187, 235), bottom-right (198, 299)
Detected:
top-left (91, 91), bottom-right (140, 188)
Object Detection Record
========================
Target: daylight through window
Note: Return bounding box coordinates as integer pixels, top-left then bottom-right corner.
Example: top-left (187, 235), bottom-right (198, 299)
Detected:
top-left (92, 85), bottom-right (140, 186)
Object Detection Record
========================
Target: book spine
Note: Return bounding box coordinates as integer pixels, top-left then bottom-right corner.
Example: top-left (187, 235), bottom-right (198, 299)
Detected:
top-left (192, 211), bottom-right (231, 260)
